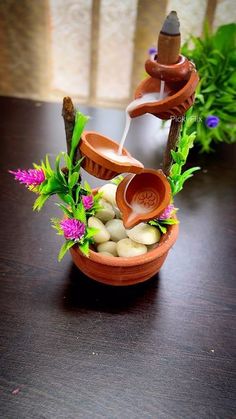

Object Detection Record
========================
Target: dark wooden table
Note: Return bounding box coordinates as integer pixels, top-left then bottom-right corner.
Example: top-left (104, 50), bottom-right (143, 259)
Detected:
top-left (0, 96), bottom-right (235, 419)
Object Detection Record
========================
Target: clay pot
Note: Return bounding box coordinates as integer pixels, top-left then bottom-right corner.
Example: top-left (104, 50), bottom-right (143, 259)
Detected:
top-left (129, 69), bottom-right (199, 120)
top-left (116, 169), bottom-right (171, 228)
top-left (70, 221), bottom-right (178, 286)
top-left (70, 187), bottom-right (178, 286)
top-left (79, 131), bottom-right (143, 180)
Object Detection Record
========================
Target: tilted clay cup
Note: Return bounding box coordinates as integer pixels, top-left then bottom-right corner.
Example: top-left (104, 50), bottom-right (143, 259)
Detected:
top-left (129, 69), bottom-right (199, 120)
top-left (116, 169), bottom-right (171, 229)
top-left (79, 131), bottom-right (144, 180)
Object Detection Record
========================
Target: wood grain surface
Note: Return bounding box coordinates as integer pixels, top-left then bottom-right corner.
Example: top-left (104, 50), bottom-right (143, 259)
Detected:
top-left (0, 97), bottom-right (235, 419)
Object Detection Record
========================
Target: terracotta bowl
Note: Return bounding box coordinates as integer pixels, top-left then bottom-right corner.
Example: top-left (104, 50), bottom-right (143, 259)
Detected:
top-left (79, 131), bottom-right (144, 180)
top-left (116, 170), bottom-right (171, 228)
top-left (70, 221), bottom-right (178, 286)
top-left (129, 70), bottom-right (199, 120)
top-left (70, 183), bottom-right (178, 287)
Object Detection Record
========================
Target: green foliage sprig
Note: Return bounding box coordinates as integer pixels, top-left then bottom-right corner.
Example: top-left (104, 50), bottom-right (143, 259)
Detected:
top-left (148, 114), bottom-right (199, 233)
top-left (10, 111), bottom-right (103, 260)
top-left (182, 23), bottom-right (236, 152)
top-left (168, 112), bottom-right (200, 196)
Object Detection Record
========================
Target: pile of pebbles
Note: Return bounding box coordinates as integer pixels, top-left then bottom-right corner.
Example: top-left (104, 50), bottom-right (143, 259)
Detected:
top-left (88, 183), bottom-right (161, 258)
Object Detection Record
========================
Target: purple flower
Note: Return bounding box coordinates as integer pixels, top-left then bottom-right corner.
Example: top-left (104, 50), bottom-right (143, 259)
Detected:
top-left (148, 47), bottom-right (157, 55)
top-left (82, 195), bottom-right (93, 210)
top-left (60, 219), bottom-right (85, 241)
top-left (9, 168), bottom-right (45, 186)
top-left (158, 204), bottom-right (175, 220)
top-left (205, 115), bottom-right (220, 128)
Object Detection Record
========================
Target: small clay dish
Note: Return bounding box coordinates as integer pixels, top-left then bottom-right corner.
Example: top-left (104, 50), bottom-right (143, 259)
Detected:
top-left (79, 131), bottom-right (144, 180)
top-left (116, 169), bottom-right (171, 228)
top-left (129, 69), bottom-right (199, 120)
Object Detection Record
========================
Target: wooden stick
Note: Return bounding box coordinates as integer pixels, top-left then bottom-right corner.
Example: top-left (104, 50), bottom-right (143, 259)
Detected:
top-left (62, 96), bottom-right (75, 155)
top-left (163, 119), bottom-right (182, 176)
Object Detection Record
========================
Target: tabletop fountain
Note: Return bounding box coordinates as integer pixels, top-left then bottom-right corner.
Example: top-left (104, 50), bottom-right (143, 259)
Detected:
top-left (10, 11), bottom-right (199, 286)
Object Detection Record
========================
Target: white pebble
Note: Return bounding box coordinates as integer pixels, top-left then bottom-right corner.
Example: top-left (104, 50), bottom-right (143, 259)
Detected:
top-left (126, 223), bottom-right (161, 245)
top-left (97, 241), bottom-right (118, 256)
top-left (95, 199), bottom-right (115, 223)
top-left (105, 219), bottom-right (127, 242)
top-left (113, 205), bottom-right (122, 219)
top-left (88, 217), bottom-right (110, 244)
top-left (117, 238), bottom-right (147, 258)
top-left (99, 251), bottom-right (115, 257)
top-left (98, 184), bottom-right (117, 206)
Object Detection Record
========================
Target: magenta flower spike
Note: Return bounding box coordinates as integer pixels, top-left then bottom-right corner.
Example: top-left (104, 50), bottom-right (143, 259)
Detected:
top-left (82, 195), bottom-right (93, 210)
top-left (60, 219), bottom-right (86, 241)
top-left (9, 168), bottom-right (45, 186)
top-left (158, 204), bottom-right (175, 220)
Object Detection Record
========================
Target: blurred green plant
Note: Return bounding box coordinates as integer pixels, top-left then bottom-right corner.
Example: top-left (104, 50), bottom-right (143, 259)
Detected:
top-left (182, 23), bottom-right (236, 152)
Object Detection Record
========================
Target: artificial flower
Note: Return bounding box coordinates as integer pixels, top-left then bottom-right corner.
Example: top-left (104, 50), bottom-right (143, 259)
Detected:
top-left (9, 168), bottom-right (45, 186)
top-left (158, 204), bottom-right (175, 220)
top-left (60, 218), bottom-right (85, 241)
top-left (82, 194), bottom-right (93, 210)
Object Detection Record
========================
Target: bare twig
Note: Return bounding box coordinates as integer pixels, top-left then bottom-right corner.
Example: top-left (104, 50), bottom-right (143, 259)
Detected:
top-left (163, 119), bottom-right (182, 176)
top-left (62, 96), bottom-right (75, 155)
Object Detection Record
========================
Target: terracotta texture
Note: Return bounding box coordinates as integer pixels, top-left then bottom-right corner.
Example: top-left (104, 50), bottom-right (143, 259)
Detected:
top-left (116, 169), bottom-right (171, 228)
top-left (146, 55), bottom-right (192, 83)
top-left (70, 221), bottom-right (179, 286)
top-left (79, 131), bottom-right (144, 180)
top-left (129, 68), bottom-right (199, 120)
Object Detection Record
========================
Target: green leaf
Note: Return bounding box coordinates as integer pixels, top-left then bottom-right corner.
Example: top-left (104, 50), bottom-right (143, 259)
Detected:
top-left (83, 180), bottom-right (92, 193)
top-left (181, 166), bottom-right (200, 181)
top-left (159, 218), bottom-right (179, 225)
top-left (79, 241), bottom-right (90, 257)
top-left (74, 202), bottom-right (86, 223)
top-left (55, 203), bottom-right (73, 218)
top-left (65, 154), bottom-right (72, 171)
top-left (213, 23), bottom-right (236, 52)
top-left (111, 175), bottom-right (124, 185)
top-left (73, 157), bottom-right (84, 171)
top-left (54, 152), bottom-right (67, 185)
top-left (33, 194), bottom-right (50, 211)
top-left (58, 240), bottom-right (75, 262)
top-left (32, 162), bottom-right (41, 170)
top-left (171, 150), bottom-right (185, 164)
top-left (170, 163), bottom-right (180, 177)
top-left (58, 193), bottom-right (74, 206)
top-left (70, 111), bottom-right (89, 162)
top-left (157, 224), bottom-right (167, 234)
top-left (201, 84), bottom-right (217, 93)
top-left (45, 154), bottom-right (54, 176)
top-left (93, 192), bottom-right (103, 203)
top-left (148, 220), bottom-right (167, 234)
top-left (41, 176), bottom-right (64, 194)
top-left (51, 218), bottom-right (64, 235)
top-left (85, 227), bottom-right (99, 239)
top-left (68, 172), bottom-right (79, 189)
top-left (75, 184), bottom-right (81, 204)
top-left (207, 58), bottom-right (218, 66)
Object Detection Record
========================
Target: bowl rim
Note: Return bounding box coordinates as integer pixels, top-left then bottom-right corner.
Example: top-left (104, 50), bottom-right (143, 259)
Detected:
top-left (72, 221), bottom-right (179, 267)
